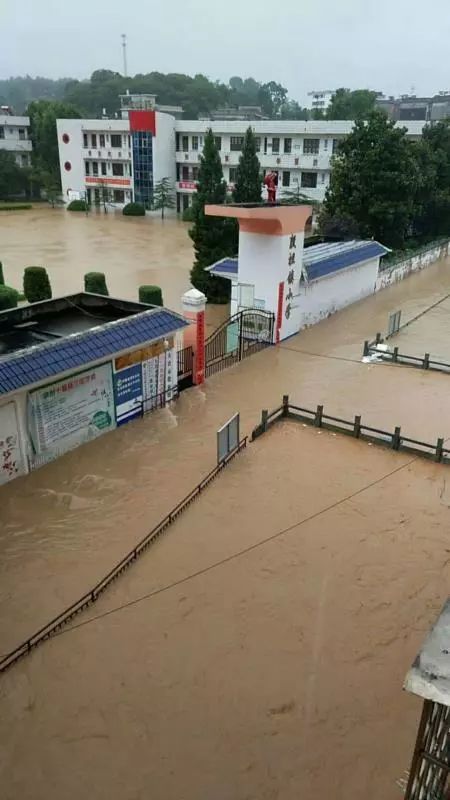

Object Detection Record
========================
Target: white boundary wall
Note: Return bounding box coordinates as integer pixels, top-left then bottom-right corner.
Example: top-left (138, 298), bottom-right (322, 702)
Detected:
top-left (375, 240), bottom-right (450, 292)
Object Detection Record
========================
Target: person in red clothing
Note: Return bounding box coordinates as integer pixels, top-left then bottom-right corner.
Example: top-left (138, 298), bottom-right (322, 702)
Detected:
top-left (264, 171), bottom-right (278, 203)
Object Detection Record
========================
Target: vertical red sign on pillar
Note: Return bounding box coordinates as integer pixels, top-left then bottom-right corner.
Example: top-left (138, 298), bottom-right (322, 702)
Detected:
top-left (195, 310), bottom-right (206, 384)
top-left (276, 282), bottom-right (284, 343)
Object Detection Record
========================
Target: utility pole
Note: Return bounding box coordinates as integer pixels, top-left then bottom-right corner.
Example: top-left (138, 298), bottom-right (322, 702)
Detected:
top-left (121, 34), bottom-right (128, 78)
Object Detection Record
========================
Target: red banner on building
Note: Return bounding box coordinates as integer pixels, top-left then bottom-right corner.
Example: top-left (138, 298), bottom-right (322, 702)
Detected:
top-left (195, 310), bottom-right (205, 384)
top-left (128, 110), bottom-right (156, 135)
top-left (276, 281), bottom-right (284, 343)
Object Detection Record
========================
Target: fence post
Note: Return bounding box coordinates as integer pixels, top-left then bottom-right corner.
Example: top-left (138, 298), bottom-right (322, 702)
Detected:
top-left (282, 394), bottom-right (289, 417)
top-left (393, 346), bottom-right (399, 363)
top-left (363, 341), bottom-right (369, 357)
top-left (375, 332), bottom-right (382, 344)
top-left (392, 426), bottom-right (401, 450)
top-left (261, 409), bottom-right (269, 432)
top-left (315, 405), bottom-right (323, 428)
top-left (435, 437), bottom-right (444, 463)
top-left (423, 353), bottom-right (430, 370)
top-left (353, 414), bottom-right (361, 438)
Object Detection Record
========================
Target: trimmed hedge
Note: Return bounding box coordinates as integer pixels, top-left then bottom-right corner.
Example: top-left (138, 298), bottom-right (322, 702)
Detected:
top-left (0, 286), bottom-right (19, 310)
top-left (67, 199), bottom-right (87, 211)
top-left (0, 261), bottom-right (4, 285)
top-left (181, 205), bottom-right (195, 222)
top-left (23, 267), bottom-right (52, 303)
top-left (123, 202), bottom-right (145, 216)
top-left (84, 272), bottom-right (109, 296)
top-left (0, 203), bottom-right (32, 211)
top-left (139, 285), bottom-right (163, 306)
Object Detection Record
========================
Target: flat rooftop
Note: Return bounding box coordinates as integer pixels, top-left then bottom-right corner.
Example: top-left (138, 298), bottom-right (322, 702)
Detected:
top-left (0, 293), bottom-right (147, 357)
top-left (0, 293), bottom-right (187, 395)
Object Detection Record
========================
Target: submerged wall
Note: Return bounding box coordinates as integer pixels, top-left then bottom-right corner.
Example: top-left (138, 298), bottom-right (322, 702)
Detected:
top-left (375, 240), bottom-right (450, 292)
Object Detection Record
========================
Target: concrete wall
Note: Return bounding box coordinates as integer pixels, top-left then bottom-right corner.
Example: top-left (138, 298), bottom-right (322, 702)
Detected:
top-left (298, 257), bottom-right (380, 329)
top-left (375, 241), bottom-right (450, 292)
top-left (153, 112), bottom-right (176, 187)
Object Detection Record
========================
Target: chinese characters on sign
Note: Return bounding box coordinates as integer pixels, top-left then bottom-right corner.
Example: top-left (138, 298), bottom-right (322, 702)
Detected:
top-left (28, 363), bottom-right (115, 454)
top-left (113, 363), bottom-right (143, 426)
top-left (285, 234), bottom-right (297, 320)
top-left (0, 403), bottom-right (24, 485)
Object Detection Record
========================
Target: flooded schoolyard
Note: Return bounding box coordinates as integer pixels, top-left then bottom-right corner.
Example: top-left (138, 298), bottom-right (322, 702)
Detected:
top-left (1, 211), bottom-right (450, 799)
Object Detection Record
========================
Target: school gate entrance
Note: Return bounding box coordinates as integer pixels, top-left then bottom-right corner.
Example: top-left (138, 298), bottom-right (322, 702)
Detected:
top-left (205, 309), bottom-right (274, 378)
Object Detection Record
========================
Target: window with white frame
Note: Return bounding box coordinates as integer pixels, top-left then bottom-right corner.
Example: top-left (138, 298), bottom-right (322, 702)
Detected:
top-left (303, 139), bottom-right (319, 154)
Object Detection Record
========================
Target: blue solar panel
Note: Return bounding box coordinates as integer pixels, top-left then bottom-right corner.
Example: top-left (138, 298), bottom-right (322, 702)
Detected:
top-left (304, 242), bottom-right (387, 282)
top-left (0, 309), bottom-right (187, 396)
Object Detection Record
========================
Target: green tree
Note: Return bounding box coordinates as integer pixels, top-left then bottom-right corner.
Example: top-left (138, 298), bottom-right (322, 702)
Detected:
top-left (281, 179), bottom-right (318, 205)
top-left (28, 99), bottom-right (81, 189)
top-left (153, 177), bottom-right (175, 219)
top-left (321, 111), bottom-right (420, 248)
top-left (279, 100), bottom-right (309, 120)
top-left (189, 129), bottom-right (234, 302)
top-left (0, 151), bottom-right (27, 199)
top-left (413, 120), bottom-right (450, 238)
top-left (327, 88), bottom-right (377, 120)
top-left (232, 127), bottom-right (261, 204)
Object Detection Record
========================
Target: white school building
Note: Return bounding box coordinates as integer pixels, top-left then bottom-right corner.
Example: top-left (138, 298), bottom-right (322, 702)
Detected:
top-left (56, 96), bottom-right (425, 210)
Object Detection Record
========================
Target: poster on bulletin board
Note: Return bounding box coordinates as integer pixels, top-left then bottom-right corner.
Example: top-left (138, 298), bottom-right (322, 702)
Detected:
top-left (113, 363), bottom-right (143, 426)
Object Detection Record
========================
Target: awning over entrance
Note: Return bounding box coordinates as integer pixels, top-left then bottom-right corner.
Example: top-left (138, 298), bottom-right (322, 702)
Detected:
top-left (205, 257), bottom-right (238, 281)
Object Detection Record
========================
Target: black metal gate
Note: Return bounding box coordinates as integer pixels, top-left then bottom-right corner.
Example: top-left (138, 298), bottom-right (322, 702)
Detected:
top-left (177, 345), bottom-right (194, 391)
top-left (405, 700), bottom-right (450, 800)
top-left (205, 309), bottom-right (274, 378)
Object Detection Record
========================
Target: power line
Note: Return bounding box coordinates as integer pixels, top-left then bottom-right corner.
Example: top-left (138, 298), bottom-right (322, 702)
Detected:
top-left (58, 453), bottom-right (418, 639)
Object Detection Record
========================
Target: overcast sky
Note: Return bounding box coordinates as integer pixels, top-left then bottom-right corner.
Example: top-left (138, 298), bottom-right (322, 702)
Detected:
top-left (1, 0), bottom-right (449, 103)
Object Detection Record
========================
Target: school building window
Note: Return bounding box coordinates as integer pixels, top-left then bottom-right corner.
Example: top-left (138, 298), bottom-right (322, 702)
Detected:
top-left (111, 134), bottom-right (122, 148)
top-left (301, 172), bottom-right (317, 188)
top-left (284, 138), bottom-right (292, 154)
top-left (192, 136), bottom-right (199, 150)
top-left (303, 139), bottom-right (319, 154)
top-left (282, 171), bottom-right (290, 187)
top-left (214, 136), bottom-right (222, 151)
top-left (182, 136), bottom-right (189, 151)
top-left (99, 134), bottom-right (105, 148)
top-left (271, 137), bottom-right (280, 154)
top-left (101, 162), bottom-right (107, 176)
top-left (229, 167), bottom-right (238, 183)
top-left (230, 136), bottom-right (244, 151)
top-left (91, 134), bottom-right (97, 148)
top-left (112, 163), bottom-right (124, 176)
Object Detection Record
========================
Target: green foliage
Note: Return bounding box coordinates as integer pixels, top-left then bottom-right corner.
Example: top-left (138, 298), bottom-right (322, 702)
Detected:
top-left (181, 204), bottom-right (195, 222)
top-left (0, 262), bottom-right (4, 285)
top-left (123, 202), bottom-right (145, 216)
top-left (189, 129), bottom-right (234, 303)
top-left (232, 127), bottom-right (261, 204)
top-left (413, 120), bottom-right (450, 238)
top-left (321, 112), bottom-right (420, 248)
top-left (0, 286), bottom-right (19, 310)
top-left (84, 272), bottom-right (109, 295)
top-left (0, 151), bottom-right (29, 200)
top-left (139, 285), bottom-right (163, 306)
top-left (0, 203), bottom-right (32, 210)
top-left (67, 199), bottom-right (88, 211)
top-left (152, 178), bottom-right (175, 219)
top-left (326, 88), bottom-right (377, 120)
top-left (0, 76), bottom-right (68, 113)
top-left (28, 99), bottom-right (81, 190)
top-left (23, 266), bottom-right (52, 303)
top-left (281, 182), bottom-right (318, 205)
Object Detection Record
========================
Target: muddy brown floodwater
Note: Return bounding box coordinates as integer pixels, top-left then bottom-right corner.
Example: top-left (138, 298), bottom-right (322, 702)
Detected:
top-left (0, 206), bottom-right (228, 330)
top-left (1, 215), bottom-right (450, 799)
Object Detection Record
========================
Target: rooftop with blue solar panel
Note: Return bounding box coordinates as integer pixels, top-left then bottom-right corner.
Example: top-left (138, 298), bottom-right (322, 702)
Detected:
top-left (0, 293), bottom-right (187, 396)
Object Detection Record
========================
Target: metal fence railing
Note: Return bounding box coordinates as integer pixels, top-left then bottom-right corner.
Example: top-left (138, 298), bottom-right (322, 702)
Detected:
top-left (0, 436), bottom-right (248, 675)
top-left (251, 395), bottom-right (449, 464)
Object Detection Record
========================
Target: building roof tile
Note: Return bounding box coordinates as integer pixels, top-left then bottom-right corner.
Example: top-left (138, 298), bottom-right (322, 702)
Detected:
top-left (0, 308), bottom-right (187, 396)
